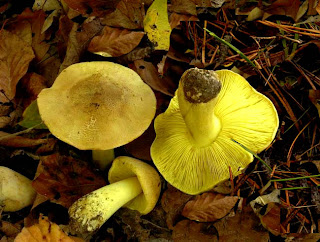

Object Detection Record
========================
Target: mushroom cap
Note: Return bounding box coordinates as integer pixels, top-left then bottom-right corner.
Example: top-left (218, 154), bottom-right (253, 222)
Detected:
top-left (108, 156), bottom-right (161, 214)
top-left (151, 69), bottom-right (279, 195)
top-left (37, 62), bottom-right (156, 150)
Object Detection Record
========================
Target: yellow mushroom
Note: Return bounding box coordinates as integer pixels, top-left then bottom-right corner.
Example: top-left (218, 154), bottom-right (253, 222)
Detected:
top-left (0, 166), bottom-right (36, 211)
top-left (68, 156), bottom-right (161, 233)
top-left (151, 68), bottom-right (279, 195)
top-left (37, 62), bottom-right (156, 169)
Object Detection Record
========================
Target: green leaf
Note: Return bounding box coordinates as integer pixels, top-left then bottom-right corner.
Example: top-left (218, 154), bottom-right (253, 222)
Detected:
top-left (19, 100), bottom-right (48, 129)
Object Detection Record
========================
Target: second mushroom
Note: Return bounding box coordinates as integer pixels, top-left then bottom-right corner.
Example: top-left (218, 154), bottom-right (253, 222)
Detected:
top-left (151, 68), bottom-right (279, 195)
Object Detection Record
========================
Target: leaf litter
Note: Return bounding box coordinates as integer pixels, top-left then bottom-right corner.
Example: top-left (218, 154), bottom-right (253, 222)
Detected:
top-left (0, 0), bottom-right (319, 240)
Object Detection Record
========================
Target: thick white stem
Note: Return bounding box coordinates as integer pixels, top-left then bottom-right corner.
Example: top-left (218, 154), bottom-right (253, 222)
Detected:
top-left (92, 149), bottom-right (115, 170)
top-left (69, 177), bottom-right (142, 233)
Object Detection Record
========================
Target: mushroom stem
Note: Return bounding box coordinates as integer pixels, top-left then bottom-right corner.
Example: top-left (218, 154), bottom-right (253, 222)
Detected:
top-left (92, 149), bottom-right (115, 170)
top-left (69, 176), bottom-right (142, 233)
top-left (177, 68), bottom-right (222, 147)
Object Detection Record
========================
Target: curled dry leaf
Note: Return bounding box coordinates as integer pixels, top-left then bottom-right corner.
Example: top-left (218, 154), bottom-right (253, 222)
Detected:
top-left (14, 215), bottom-right (84, 242)
top-left (0, 29), bottom-right (34, 103)
top-left (88, 26), bottom-right (144, 57)
top-left (32, 153), bottom-right (107, 208)
top-left (182, 192), bottom-right (239, 222)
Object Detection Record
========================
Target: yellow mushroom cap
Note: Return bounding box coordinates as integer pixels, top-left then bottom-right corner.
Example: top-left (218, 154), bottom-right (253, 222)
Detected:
top-left (151, 69), bottom-right (279, 195)
top-left (37, 62), bottom-right (156, 150)
top-left (108, 156), bottom-right (161, 214)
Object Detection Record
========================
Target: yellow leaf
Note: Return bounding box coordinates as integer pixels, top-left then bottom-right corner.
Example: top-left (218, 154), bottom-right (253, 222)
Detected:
top-left (143, 0), bottom-right (171, 51)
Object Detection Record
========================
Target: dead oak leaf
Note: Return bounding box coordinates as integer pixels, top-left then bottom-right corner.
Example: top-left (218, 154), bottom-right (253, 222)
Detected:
top-left (32, 153), bottom-right (107, 208)
top-left (182, 192), bottom-right (239, 222)
top-left (88, 26), bottom-right (144, 57)
top-left (14, 215), bottom-right (84, 242)
top-left (0, 29), bottom-right (34, 103)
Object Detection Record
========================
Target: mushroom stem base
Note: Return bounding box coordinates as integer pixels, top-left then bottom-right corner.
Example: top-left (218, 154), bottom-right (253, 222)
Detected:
top-left (69, 176), bottom-right (142, 233)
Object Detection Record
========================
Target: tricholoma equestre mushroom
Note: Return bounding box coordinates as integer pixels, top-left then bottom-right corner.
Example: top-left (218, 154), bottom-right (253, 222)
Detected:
top-left (151, 68), bottom-right (279, 195)
top-left (37, 61), bottom-right (156, 169)
top-left (68, 156), bottom-right (161, 233)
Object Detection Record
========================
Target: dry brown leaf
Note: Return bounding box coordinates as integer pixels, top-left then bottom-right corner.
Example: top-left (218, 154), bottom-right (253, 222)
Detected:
top-left (17, 9), bottom-right (50, 62)
top-left (264, 0), bottom-right (301, 20)
top-left (32, 153), bottom-right (107, 208)
top-left (102, 0), bottom-right (145, 29)
top-left (258, 202), bottom-right (281, 236)
top-left (63, 0), bottom-right (119, 17)
top-left (0, 131), bottom-right (52, 148)
top-left (173, 219), bottom-right (218, 242)
top-left (7, 20), bottom-right (32, 45)
top-left (59, 17), bottom-right (103, 72)
top-left (14, 215), bottom-right (84, 242)
top-left (161, 185), bottom-right (193, 229)
top-left (88, 26), bottom-right (144, 57)
top-left (0, 29), bottom-right (34, 103)
top-left (131, 59), bottom-right (176, 96)
top-left (169, 12), bottom-right (199, 30)
top-left (214, 205), bottom-right (269, 242)
top-left (0, 221), bottom-right (22, 238)
top-left (182, 192), bottom-right (239, 222)
top-left (20, 73), bottom-right (47, 108)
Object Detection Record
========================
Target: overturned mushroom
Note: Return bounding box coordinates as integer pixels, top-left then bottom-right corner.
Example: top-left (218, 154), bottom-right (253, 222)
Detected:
top-left (151, 68), bottom-right (279, 195)
top-left (68, 156), bottom-right (161, 233)
top-left (37, 62), bottom-right (156, 169)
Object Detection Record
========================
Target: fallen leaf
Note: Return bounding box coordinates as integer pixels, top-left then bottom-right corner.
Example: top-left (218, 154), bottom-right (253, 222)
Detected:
top-left (19, 73), bottom-right (47, 108)
top-left (161, 185), bottom-right (193, 229)
top-left (214, 205), bottom-right (269, 241)
top-left (88, 26), bottom-right (144, 57)
top-left (144, 0), bottom-right (171, 50)
top-left (308, 89), bottom-right (320, 117)
top-left (17, 9), bottom-right (51, 62)
top-left (169, 12), bottom-right (199, 30)
top-left (0, 131), bottom-right (51, 147)
top-left (102, 0), bottom-right (145, 29)
top-left (258, 202), bottom-right (281, 236)
top-left (33, 0), bottom-right (61, 12)
top-left (0, 29), bottom-right (34, 103)
top-left (182, 192), bottom-right (239, 222)
top-left (170, 0), bottom-right (212, 15)
top-left (264, 0), bottom-right (301, 21)
top-left (62, 0), bottom-right (119, 17)
top-left (131, 59), bottom-right (176, 96)
top-left (19, 100), bottom-right (47, 129)
top-left (32, 153), bottom-right (107, 208)
top-left (59, 17), bottom-right (103, 72)
top-left (7, 20), bottom-right (32, 45)
top-left (0, 221), bottom-right (22, 238)
top-left (14, 215), bottom-right (84, 242)
top-left (172, 219), bottom-right (218, 242)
